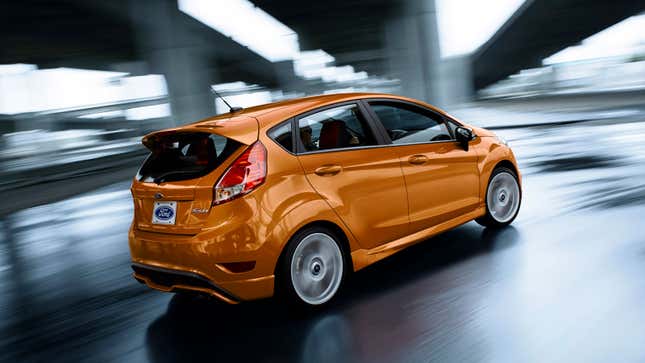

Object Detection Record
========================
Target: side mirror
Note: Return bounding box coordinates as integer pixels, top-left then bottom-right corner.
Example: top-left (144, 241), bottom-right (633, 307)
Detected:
top-left (455, 126), bottom-right (474, 151)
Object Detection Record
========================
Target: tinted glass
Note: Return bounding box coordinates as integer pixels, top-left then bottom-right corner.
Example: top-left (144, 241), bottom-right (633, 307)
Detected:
top-left (137, 132), bottom-right (240, 183)
top-left (268, 121), bottom-right (293, 152)
top-left (369, 102), bottom-right (452, 144)
top-left (298, 104), bottom-right (377, 152)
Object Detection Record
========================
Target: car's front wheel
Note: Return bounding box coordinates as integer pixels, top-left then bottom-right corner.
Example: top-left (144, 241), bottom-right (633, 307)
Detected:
top-left (279, 226), bottom-right (347, 308)
top-left (476, 167), bottom-right (521, 228)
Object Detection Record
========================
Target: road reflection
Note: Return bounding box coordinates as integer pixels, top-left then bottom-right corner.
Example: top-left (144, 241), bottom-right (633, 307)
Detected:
top-left (144, 224), bottom-right (521, 363)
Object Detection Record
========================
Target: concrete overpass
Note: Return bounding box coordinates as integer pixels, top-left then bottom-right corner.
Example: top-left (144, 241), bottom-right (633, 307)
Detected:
top-left (1, 0), bottom-right (293, 123)
top-left (255, 0), bottom-right (645, 97)
top-left (473, 0), bottom-right (645, 90)
top-left (2, 0), bottom-right (645, 117)
top-left (254, 0), bottom-right (445, 103)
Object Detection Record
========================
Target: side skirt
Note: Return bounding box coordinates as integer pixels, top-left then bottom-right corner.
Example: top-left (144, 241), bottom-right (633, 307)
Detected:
top-left (350, 207), bottom-right (486, 271)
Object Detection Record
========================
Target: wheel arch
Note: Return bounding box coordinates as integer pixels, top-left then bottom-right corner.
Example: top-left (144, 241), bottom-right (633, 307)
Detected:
top-left (274, 220), bottom-right (353, 277)
top-left (494, 159), bottom-right (519, 178)
top-left (481, 158), bottom-right (521, 197)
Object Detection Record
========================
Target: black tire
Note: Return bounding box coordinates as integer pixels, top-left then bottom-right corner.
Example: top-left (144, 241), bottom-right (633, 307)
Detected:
top-left (476, 167), bottom-right (521, 228)
top-left (277, 226), bottom-right (348, 309)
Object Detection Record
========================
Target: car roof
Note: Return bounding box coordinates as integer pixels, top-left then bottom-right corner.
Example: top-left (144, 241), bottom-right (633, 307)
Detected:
top-left (188, 92), bottom-right (443, 130)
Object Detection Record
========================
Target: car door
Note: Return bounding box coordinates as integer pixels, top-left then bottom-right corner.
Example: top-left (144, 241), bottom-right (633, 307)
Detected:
top-left (295, 102), bottom-right (410, 250)
top-left (365, 100), bottom-right (480, 233)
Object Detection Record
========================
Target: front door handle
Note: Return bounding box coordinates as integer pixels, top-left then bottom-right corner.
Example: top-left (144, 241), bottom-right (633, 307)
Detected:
top-left (314, 164), bottom-right (343, 176)
top-left (408, 155), bottom-right (429, 165)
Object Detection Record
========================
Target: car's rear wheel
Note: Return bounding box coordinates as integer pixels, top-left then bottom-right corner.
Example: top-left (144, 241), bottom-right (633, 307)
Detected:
top-left (279, 226), bottom-right (347, 308)
top-left (476, 167), bottom-right (521, 228)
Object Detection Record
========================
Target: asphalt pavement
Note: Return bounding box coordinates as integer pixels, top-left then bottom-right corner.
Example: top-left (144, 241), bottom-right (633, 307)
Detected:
top-left (1, 113), bottom-right (645, 363)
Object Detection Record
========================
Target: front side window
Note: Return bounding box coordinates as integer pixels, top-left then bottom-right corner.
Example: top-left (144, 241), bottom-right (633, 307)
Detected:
top-left (369, 102), bottom-right (452, 144)
top-left (298, 104), bottom-right (377, 152)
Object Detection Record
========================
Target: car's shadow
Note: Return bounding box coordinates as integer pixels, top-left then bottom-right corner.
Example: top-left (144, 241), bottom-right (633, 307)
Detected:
top-left (145, 223), bottom-right (520, 363)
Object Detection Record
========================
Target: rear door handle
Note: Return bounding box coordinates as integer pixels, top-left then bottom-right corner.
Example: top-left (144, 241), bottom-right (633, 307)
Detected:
top-left (408, 155), bottom-right (429, 165)
top-left (314, 164), bottom-right (342, 176)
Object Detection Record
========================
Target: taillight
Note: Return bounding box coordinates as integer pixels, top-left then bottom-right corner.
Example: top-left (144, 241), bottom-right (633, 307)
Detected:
top-left (213, 141), bottom-right (267, 205)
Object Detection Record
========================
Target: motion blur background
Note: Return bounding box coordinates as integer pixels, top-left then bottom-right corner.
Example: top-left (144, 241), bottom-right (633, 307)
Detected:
top-left (2, 1), bottom-right (645, 362)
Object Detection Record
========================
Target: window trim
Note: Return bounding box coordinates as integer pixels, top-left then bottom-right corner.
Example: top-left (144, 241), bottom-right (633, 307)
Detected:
top-left (266, 118), bottom-right (297, 155)
top-left (362, 98), bottom-right (466, 147)
top-left (293, 101), bottom-right (388, 155)
top-left (265, 97), bottom-right (475, 156)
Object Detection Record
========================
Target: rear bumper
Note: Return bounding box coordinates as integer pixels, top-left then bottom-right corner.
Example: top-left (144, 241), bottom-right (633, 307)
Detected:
top-left (128, 225), bottom-right (276, 303)
top-left (132, 263), bottom-right (242, 304)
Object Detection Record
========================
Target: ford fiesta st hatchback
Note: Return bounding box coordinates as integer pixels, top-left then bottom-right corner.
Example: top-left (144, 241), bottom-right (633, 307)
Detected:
top-left (129, 93), bottom-right (521, 307)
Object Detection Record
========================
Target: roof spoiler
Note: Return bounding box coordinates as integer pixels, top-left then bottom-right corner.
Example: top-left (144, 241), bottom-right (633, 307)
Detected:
top-left (142, 115), bottom-right (259, 147)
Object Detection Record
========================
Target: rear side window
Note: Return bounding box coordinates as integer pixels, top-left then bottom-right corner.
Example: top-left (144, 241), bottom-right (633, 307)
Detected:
top-left (137, 132), bottom-right (240, 183)
top-left (369, 102), bottom-right (452, 144)
top-left (268, 121), bottom-right (293, 152)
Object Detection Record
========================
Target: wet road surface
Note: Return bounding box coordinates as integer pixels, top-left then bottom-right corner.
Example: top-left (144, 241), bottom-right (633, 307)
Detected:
top-left (2, 117), bottom-right (645, 363)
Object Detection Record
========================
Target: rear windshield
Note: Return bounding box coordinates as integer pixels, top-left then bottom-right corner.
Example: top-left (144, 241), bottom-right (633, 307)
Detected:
top-left (137, 132), bottom-right (241, 183)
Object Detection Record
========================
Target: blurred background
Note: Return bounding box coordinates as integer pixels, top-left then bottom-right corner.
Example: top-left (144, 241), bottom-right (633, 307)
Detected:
top-left (2, 1), bottom-right (645, 362)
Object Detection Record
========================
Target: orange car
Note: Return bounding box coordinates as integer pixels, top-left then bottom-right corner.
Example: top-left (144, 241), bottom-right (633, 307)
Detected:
top-left (129, 93), bottom-right (521, 307)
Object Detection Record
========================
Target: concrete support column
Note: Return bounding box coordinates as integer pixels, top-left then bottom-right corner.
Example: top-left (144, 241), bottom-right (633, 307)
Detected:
top-left (128, 0), bottom-right (216, 125)
top-left (147, 46), bottom-right (215, 124)
top-left (272, 61), bottom-right (307, 94)
top-left (385, 0), bottom-right (442, 104)
top-left (437, 55), bottom-right (474, 106)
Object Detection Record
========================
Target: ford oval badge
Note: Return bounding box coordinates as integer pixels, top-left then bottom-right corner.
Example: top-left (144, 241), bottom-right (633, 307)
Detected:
top-left (154, 206), bottom-right (174, 220)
